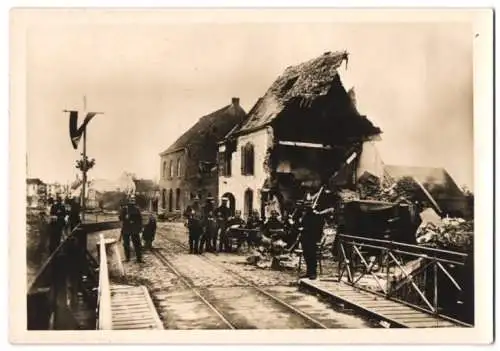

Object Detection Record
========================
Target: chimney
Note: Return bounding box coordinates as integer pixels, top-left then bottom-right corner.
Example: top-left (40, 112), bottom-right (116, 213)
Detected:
top-left (231, 97), bottom-right (240, 106)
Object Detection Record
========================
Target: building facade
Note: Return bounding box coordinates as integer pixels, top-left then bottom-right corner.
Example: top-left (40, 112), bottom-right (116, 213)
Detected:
top-left (159, 97), bottom-right (246, 215)
top-left (218, 51), bottom-right (382, 220)
top-left (26, 178), bottom-right (46, 208)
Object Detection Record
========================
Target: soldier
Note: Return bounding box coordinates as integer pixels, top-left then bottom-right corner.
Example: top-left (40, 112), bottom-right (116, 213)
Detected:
top-left (215, 197), bottom-right (230, 252)
top-left (202, 195), bottom-right (215, 220)
top-left (226, 210), bottom-right (246, 252)
top-left (298, 201), bottom-right (334, 280)
top-left (200, 210), bottom-right (217, 253)
top-left (49, 195), bottom-right (67, 254)
top-left (245, 210), bottom-right (263, 248)
top-left (142, 213), bottom-right (157, 250)
top-left (68, 196), bottom-right (81, 231)
top-left (263, 209), bottom-right (284, 238)
top-left (119, 195), bottom-right (144, 263)
top-left (186, 210), bottom-right (203, 254)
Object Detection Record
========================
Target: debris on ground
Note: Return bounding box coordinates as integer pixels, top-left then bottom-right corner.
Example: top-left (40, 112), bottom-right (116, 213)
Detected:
top-left (416, 216), bottom-right (473, 252)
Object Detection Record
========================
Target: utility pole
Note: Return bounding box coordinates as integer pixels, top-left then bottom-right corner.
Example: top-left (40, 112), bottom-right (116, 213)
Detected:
top-left (66, 95), bottom-right (102, 223)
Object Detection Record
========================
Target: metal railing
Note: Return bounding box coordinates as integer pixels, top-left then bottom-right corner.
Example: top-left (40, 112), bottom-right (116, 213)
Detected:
top-left (96, 233), bottom-right (112, 329)
top-left (27, 219), bottom-right (122, 330)
top-left (336, 233), bottom-right (474, 326)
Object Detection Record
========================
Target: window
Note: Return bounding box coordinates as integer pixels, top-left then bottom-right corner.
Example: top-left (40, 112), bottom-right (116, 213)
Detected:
top-left (241, 142), bottom-right (255, 176)
top-left (169, 160), bottom-right (174, 179)
top-left (176, 158), bottom-right (182, 178)
top-left (162, 161), bottom-right (167, 178)
top-left (225, 153), bottom-right (232, 176)
top-left (219, 151), bottom-right (232, 177)
top-left (244, 189), bottom-right (253, 219)
top-left (175, 188), bottom-right (181, 210)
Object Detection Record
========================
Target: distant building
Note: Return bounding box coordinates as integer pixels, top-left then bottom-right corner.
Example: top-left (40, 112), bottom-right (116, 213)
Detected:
top-left (26, 178), bottom-right (46, 208)
top-left (46, 182), bottom-right (63, 199)
top-left (133, 178), bottom-right (159, 211)
top-left (218, 52), bottom-right (381, 219)
top-left (159, 98), bottom-right (246, 215)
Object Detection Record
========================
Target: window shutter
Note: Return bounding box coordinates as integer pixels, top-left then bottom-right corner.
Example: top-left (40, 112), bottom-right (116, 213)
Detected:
top-left (240, 146), bottom-right (246, 175)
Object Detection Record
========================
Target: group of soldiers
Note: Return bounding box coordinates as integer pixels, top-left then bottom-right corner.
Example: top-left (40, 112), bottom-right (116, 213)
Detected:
top-left (42, 195), bottom-right (82, 254)
top-left (42, 193), bottom-right (158, 265)
top-left (42, 190), bottom-right (334, 279)
top-left (184, 195), bottom-right (335, 280)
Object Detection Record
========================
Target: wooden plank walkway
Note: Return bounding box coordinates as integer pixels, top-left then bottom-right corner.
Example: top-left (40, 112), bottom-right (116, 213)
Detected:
top-left (110, 285), bottom-right (164, 330)
top-left (299, 278), bottom-right (466, 328)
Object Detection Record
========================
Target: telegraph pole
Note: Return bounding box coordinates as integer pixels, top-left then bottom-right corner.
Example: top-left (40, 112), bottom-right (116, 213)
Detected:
top-left (66, 95), bottom-right (102, 223)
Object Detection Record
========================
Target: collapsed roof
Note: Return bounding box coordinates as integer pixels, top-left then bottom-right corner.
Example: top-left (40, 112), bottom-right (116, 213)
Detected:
top-left (225, 51), bottom-right (382, 144)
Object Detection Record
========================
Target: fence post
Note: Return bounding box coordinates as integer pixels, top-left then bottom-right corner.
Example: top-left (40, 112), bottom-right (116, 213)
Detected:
top-left (97, 233), bottom-right (113, 329)
top-left (433, 260), bottom-right (438, 315)
top-left (336, 237), bottom-right (342, 282)
top-left (385, 248), bottom-right (390, 298)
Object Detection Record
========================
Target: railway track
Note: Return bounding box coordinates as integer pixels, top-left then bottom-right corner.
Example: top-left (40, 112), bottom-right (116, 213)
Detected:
top-left (150, 248), bottom-right (236, 329)
top-left (150, 242), bottom-right (329, 329)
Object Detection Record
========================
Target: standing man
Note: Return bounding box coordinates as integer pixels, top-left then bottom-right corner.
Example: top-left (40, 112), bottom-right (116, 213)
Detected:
top-left (215, 197), bottom-right (230, 252)
top-left (68, 196), bottom-right (81, 231)
top-left (186, 210), bottom-right (203, 254)
top-left (119, 195), bottom-right (143, 263)
top-left (202, 196), bottom-right (215, 221)
top-left (142, 213), bottom-right (157, 250)
top-left (49, 195), bottom-right (67, 254)
top-left (298, 201), bottom-right (335, 280)
top-left (200, 210), bottom-right (217, 253)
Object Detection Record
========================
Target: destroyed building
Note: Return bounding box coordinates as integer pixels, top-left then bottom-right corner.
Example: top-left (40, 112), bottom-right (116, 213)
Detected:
top-left (217, 51), bottom-right (382, 219)
top-left (384, 165), bottom-right (471, 218)
top-left (159, 98), bottom-right (246, 215)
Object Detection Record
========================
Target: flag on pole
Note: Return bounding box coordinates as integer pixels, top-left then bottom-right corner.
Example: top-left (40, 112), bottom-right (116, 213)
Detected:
top-left (68, 110), bottom-right (98, 149)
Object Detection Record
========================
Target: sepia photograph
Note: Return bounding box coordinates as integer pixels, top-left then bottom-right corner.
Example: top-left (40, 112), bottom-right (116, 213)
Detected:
top-left (9, 7), bottom-right (494, 345)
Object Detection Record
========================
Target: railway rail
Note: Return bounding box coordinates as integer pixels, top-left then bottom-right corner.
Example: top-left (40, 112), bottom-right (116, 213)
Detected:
top-left (151, 240), bottom-right (329, 329)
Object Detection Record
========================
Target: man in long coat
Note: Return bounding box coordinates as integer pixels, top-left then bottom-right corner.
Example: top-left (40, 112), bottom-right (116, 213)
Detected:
top-left (119, 195), bottom-right (143, 263)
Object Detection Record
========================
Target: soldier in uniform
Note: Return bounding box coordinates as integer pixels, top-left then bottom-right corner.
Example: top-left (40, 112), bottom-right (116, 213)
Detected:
top-left (263, 209), bottom-right (284, 239)
top-left (226, 210), bottom-right (246, 252)
top-left (215, 197), bottom-right (230, 252)
top-left (142, 213), bottom-right (157, 250)
top-left (186, 210), bottom-right (203, 254)
top-left (49, 195), bottom-right (67, 254)
top-left (245, 210), bottom-right (263, 248)
top-left (298, 200), bottom-right (335, 280)
top-left (68, 196), bottom-right (81, 231)
top-left (200, 210), bottom-right (217, 253)
top-left (202, 196), bottom-right (215, 220)
top-left (119, 195), bottom-right (144, 263)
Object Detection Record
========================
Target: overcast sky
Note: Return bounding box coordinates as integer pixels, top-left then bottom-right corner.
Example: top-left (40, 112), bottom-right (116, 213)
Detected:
top-left (25, 16), bottom-right (473, 189)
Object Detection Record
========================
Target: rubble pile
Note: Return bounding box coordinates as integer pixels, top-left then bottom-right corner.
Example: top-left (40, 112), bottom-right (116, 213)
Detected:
top-left (245, 233), bottom-right (300, 270)
top-left (416, 217), bottom-right (474, 252)
top-left (356, 174), bottom-right (421, 203)
top-left (337, 189), bottom-right (359, 202)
